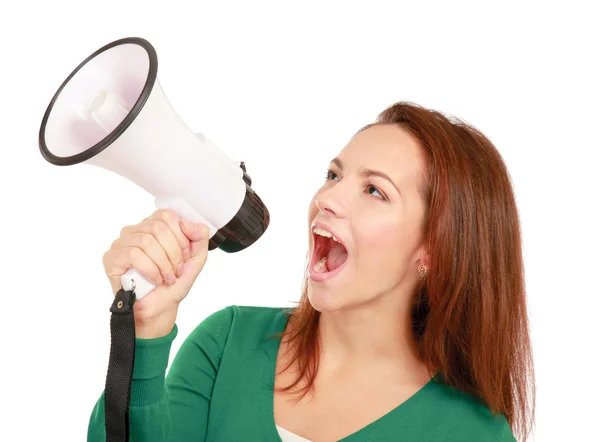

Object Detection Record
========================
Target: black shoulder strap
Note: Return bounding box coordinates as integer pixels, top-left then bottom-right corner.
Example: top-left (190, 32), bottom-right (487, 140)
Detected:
top-left (104, 288), bottom-right (137, 442)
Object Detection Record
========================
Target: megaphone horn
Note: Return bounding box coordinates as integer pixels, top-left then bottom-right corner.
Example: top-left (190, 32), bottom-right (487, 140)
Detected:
top-left (38, 37), bottom-right (270, 300)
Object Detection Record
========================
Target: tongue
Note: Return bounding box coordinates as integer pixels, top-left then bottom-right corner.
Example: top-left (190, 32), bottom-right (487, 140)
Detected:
top-left (326, 242), bottom-right (348, 271)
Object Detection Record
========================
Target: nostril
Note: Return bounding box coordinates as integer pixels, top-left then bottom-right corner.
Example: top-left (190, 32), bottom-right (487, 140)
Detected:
top-left (316, 198), bottom-right (338, 217)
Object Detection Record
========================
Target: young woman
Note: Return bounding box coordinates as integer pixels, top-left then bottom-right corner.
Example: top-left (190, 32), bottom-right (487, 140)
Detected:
top-left (88, 102), bottom-right (535, 441)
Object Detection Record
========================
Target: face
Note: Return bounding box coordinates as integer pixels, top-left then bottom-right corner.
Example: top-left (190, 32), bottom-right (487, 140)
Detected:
top-left (306, 124), bottom-right (428, 313)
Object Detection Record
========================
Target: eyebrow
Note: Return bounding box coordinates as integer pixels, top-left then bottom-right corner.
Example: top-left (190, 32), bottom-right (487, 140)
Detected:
top-left (331, 157), bottom-right (402, 196)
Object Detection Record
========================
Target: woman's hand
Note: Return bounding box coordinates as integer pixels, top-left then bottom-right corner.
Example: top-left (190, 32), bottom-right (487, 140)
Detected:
top-left (102, 208), bottom-right (210, 338)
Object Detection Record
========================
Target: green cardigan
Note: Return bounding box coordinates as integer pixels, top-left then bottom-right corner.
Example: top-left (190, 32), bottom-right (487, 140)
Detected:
top-left (87, 305), bottom-right (516, 441)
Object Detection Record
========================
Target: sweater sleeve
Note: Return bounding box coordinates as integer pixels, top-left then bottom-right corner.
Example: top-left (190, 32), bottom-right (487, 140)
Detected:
top-left (87, 306), bottom-right (234, 442)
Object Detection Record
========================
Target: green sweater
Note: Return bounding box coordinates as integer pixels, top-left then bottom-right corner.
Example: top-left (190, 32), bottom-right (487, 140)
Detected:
top-left (87, 305), bottom-right (516, 441)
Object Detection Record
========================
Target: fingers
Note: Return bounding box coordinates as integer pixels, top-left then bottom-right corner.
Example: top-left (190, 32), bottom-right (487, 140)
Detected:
top-left (179, 219), bottom-right (210, 258)
top-left (119, 232), bottom-right (177, 284)
top-left (118, 209), bottom-right (190, 278)
top-left (105, 209), bottom-right (210, 294)
top-left (147, 209), bottom-right (193, 261)
top-left (105, 246), bottom-right (164, 286)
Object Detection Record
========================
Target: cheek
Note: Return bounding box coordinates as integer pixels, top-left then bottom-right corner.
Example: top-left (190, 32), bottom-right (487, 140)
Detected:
top-left (356, 222), bottom-right (407, 271)
top-left (308, 196), bottom-right (317, 217)
top-left (307, 196), bottom-right (319, 238)
top-left (307, 197), bottom-right (318, 227)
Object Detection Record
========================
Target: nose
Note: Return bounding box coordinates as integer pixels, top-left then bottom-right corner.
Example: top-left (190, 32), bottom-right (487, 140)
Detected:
top-left (315, 187), bottom-right (345, 218)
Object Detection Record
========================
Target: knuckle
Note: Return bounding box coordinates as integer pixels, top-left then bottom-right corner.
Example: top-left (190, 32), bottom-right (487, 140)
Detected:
top-left (140, 232), bottom-right (156, 248)
top-left (156, 208), bottom-right (178, 223)
top-left (149, 219), bottom-right (169, 237)
top-left (102, 250), bottom-right (111, 266)
top-left (128, 247), bottom-right (141, 261)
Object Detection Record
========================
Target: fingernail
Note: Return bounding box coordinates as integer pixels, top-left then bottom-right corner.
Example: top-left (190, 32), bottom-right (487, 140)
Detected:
top-left (155, 275), bottom-right (163, 285)
top-left (168, 272), bottom-right (177, 284)
top-left (176, 262), bottom-right (184, 277)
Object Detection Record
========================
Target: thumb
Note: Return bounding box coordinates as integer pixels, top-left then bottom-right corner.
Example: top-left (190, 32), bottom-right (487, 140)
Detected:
top-left (180, 219), bottom-right (210, 258)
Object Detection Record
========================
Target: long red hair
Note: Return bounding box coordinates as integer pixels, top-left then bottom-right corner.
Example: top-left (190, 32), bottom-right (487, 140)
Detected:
top-left (271, 101), bottom-right (535, 441)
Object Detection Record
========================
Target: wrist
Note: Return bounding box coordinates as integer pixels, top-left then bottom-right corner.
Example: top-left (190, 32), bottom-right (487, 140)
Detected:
top-left (135, 309), bottom-right (178, 339)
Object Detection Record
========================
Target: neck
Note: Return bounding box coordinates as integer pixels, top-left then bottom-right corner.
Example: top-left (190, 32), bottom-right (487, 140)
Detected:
top-left (316, 286), bottom-right (428, 380)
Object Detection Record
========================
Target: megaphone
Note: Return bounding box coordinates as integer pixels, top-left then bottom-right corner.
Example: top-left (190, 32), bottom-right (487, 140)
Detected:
top-left (38, 37), bottom-right (270, 300)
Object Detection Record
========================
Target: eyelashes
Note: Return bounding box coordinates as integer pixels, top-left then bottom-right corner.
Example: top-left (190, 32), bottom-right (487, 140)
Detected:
top-left (324, 168), bottom-right (336, 181)
top-left (324, 168), bottom-right (387, 201)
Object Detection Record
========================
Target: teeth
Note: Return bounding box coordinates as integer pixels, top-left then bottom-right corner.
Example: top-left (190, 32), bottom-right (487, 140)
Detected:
top-left (313, 226), bottom-right (340, 243)
top-left (313, 256), bottom-right (328, 272)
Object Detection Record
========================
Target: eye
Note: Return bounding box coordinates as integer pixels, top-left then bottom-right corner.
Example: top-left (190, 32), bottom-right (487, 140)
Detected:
top-left (325, 168), bottom-right (339, 181)
top-left (366, 184), bottom-right (387, 201)
top-left (325, 168), bottom-right (388, 201)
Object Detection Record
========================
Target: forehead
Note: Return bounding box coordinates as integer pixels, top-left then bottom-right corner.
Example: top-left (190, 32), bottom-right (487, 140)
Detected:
top-left (336, 124), bottom-right (426, 188)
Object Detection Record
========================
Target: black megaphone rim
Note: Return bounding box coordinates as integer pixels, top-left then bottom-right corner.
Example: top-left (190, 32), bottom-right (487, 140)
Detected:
top-left (38, 36), bottom-right (158, 166)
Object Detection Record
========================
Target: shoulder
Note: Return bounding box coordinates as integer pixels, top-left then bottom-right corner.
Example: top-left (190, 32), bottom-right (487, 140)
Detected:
top-left (186, 304), bottom-right (290, 349)
top-left (172, 305), bottom-right (290, 370)
top-left (423, 377), bottom-right (516, 441)
top-left (191, 304), bottom-right (289, 329)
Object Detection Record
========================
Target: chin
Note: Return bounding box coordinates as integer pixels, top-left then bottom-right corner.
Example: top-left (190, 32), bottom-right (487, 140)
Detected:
top-left (307, 278), bottom-right (393, 316)
top-left (307, 285), bottom-right (343, 313)
top-left (306, 281), bottom-right (362, 313)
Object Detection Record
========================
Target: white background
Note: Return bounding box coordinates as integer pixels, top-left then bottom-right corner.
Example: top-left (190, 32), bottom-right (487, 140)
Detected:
top-left (1, 1), bottom-right (598, 440)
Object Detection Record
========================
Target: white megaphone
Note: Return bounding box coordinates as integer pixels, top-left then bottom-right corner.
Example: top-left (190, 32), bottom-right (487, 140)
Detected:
top-left (38, 37), bottom-right (270, 300)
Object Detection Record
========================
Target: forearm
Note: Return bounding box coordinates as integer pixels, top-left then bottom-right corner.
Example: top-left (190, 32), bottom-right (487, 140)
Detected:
top-left (87, 306), bottom-right (233, 442)
top-left (87, 389), bottom-right (172, 442)
top-left (87, 325), bottom-right (178, 441)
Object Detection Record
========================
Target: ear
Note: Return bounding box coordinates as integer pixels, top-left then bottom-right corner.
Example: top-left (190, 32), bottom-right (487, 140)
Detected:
top-left (415, 245), bottom-right (430, 268)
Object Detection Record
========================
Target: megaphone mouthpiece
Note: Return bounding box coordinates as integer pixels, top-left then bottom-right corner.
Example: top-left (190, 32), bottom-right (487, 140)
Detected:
top-left (87, 89), bottom-right (129, 133)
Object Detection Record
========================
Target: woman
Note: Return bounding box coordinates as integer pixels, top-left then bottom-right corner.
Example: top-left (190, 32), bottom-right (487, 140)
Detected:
top-left (87, 102), bottom-right (535, 441)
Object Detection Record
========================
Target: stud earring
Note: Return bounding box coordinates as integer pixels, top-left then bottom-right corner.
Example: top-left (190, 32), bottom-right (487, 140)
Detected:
top-left (418, 264), bottom-right (429, 278)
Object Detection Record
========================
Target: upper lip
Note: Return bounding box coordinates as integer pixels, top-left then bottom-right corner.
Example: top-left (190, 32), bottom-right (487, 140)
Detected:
top-left (311, 220), bottom-right (350, 253)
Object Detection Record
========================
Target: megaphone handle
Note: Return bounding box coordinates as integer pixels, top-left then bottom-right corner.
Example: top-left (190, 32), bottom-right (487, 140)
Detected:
top-left (120, 196), bottom-right (219, 299)
top-left (121, 268), bottom-right (156, 300)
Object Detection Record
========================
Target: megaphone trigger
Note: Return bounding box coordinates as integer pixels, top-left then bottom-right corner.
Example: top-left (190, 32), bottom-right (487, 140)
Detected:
top-left (239, 162), bottom-right (253, 186)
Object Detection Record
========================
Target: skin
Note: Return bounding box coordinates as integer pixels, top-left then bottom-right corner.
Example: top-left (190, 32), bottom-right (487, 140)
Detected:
top-left (274, 124), bottom-right (433, 441)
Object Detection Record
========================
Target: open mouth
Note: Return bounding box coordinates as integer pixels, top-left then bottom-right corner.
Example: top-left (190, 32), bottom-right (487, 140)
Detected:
top-left (310, 225), bottom-right (349, 276)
